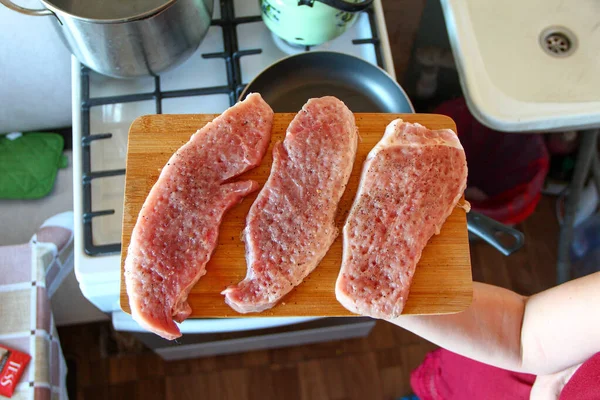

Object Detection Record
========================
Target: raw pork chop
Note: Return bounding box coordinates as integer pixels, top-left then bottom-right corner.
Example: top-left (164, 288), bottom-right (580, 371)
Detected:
top-left (124, 93), bottom-right (273, 339)
top-left (336, 119), bottom-right (468, 319)
top-left (222, 96), bottom-right (358, 313)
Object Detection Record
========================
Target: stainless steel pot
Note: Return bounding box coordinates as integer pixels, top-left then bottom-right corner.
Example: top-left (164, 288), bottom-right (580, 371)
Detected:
top-left (0, 0), bottom-right (213, 78)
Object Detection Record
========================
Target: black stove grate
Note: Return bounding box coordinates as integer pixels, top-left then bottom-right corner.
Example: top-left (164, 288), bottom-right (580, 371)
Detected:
top-left (80, 0), bottom-right (385, 256)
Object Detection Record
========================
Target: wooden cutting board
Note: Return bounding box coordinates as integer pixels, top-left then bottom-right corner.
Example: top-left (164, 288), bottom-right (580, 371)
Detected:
top-left (120, 113), bottom-right (472, 317)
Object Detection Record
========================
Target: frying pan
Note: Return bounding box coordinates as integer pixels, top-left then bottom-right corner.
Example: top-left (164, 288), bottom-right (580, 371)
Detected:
top-left (239, 51), bottom-right (414, 113)
top-left (240, 51), bottom-right (524, 255)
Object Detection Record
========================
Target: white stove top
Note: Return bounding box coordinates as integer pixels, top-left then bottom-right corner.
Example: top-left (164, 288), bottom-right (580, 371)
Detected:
top-left (72, 0), bottom-right (395, 317)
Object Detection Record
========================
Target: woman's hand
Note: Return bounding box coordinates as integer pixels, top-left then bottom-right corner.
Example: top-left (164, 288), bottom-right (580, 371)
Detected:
top-left (387, 271), bottom-right (600, 375)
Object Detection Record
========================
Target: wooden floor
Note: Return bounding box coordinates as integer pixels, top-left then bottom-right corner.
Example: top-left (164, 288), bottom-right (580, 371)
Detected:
top-left (58, 197), bottom-right (559, 400)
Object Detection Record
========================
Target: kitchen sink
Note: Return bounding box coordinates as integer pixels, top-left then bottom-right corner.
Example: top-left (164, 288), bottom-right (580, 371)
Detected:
top-left (441, 0), bottom-right (600, 132)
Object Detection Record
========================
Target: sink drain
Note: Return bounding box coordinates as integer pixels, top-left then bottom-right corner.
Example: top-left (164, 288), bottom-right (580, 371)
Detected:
top-left (540, 26), bottom-right (577, 57)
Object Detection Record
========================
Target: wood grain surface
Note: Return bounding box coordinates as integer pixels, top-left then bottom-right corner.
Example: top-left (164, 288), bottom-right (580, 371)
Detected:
top-left (120, 113), bottom-right (472, 317)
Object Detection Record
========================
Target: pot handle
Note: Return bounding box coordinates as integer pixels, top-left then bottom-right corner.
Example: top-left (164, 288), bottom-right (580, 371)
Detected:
top-left (302, 0), bottom-right (374, 13)
top-left (467, 211), bottom-right (525, 256)
top-left (0, 0), bottom-right (54, 16)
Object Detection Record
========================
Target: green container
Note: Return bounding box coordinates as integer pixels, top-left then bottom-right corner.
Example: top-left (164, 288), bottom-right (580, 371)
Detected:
top-left (260, 0), bottom-right (371, 46)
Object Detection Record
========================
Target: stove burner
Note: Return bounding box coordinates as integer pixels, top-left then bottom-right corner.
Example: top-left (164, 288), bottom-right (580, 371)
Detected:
top-left (271, 32), bottom-right (311, 54)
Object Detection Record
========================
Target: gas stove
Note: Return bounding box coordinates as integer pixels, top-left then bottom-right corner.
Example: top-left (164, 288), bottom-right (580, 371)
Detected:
top-left (72, 0), bottom-right (395, 337)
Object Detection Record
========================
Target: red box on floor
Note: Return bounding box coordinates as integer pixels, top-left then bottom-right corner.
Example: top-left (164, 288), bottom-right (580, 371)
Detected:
top-left (0, 345), bottom-right (31, 398)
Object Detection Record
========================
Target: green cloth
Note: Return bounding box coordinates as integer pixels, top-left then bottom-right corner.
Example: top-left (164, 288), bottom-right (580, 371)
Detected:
top-left (0, 132), bottom-right (68, 199)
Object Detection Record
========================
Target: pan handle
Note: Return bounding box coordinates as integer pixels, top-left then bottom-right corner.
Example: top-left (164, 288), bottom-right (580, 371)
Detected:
top-left (299, 0), bottom-right (374, 13)
top-left (467, 211), bottom-right (525, 256)
top-left (0, 0), bottom-right (54, 16)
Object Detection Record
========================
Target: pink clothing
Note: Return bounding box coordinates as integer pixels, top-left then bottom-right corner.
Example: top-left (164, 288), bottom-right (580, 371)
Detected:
top-left (411, 349), bottom-right (600, 399)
